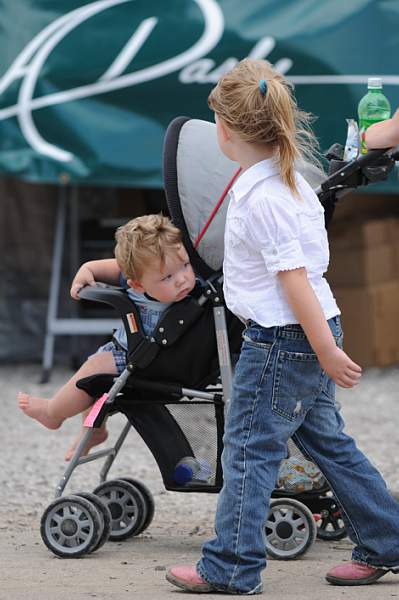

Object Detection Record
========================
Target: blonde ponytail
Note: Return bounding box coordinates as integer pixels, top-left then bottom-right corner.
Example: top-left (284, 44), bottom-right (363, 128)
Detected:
top-left (208, 58), bottom-right (321, 196)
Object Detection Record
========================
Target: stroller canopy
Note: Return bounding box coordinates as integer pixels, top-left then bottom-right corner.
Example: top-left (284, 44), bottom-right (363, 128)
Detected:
top-left (163, 117), bottom-right (325, 279)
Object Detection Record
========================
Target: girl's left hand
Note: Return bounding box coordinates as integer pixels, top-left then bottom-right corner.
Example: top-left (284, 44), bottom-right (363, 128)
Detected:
top-left (319, 346), bottom-right (362, 388)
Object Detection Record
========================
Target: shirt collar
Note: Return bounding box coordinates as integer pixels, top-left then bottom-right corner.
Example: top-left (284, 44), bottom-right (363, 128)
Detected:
top-left (230, 157), bottom-right (279, 201)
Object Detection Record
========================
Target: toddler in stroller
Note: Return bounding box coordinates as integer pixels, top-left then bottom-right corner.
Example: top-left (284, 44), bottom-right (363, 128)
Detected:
top-left (18, 213), bottom-right (197, 444)
top-left (37, 107), bottom-right (398, 561)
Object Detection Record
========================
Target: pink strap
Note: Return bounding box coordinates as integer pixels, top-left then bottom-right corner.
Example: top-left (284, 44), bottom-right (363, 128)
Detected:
top-left (84, 393), bottom-right (109, 428)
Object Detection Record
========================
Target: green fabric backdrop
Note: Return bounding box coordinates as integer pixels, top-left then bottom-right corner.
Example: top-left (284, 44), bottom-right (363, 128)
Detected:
top-left (0, 0), bottom-right (398, 188)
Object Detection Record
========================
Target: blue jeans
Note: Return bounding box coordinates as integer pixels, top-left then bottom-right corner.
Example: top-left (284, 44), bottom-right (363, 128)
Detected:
top-left (197, 317), bottom-right (399, 594)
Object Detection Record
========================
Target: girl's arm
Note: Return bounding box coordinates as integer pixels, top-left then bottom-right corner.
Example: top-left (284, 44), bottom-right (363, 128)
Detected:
top-left (70, 258), bottom-right (121, 299)
top-left (365, 108), bottom-right (399, 149)
top-left (278, 267), bottom-right (362, 388)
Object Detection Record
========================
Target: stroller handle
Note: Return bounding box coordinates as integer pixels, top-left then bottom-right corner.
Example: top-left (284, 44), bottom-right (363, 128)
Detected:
top-left (315, 147), bottom-right (394, 197)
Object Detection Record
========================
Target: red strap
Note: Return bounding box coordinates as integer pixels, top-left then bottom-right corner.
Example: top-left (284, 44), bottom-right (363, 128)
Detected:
top-left (194, 167), bottom-right (242, 249)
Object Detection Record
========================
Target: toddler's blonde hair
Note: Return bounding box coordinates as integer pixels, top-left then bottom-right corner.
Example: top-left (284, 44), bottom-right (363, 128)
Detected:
top-left (114, 214), bottom-right (183, 280)
top-left (208, 58), bottom-right (320, 195)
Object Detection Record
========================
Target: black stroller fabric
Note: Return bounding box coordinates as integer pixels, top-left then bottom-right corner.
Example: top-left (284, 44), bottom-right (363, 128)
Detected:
top-left (127, 300), bottom-right (242, 392)
top-left (78, 367), bottom-right (226, 491)
top-left (77, 282), bottom-right (241, 492)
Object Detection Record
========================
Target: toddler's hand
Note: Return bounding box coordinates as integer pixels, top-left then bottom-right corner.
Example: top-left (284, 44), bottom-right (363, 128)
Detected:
top-left (319, 346), bottom-right (362, 388)
top-left (70, 265), bottom-right (96, 299)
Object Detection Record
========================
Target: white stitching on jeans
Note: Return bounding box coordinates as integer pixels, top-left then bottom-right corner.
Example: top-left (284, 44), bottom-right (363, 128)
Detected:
top-left (228, 340), bottom-right (275, 589)
top-left (292, 432), bottom-right (363, 549)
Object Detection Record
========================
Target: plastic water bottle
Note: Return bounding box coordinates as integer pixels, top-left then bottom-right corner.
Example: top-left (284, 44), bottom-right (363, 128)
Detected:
top-left (174, 456), bottom-right (212, 485)
top-left (358, 77), bottom-right (391, 154)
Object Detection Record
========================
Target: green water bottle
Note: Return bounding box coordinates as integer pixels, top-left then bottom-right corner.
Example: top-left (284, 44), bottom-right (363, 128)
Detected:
top-left (358, 77), bottom-right (391, 154)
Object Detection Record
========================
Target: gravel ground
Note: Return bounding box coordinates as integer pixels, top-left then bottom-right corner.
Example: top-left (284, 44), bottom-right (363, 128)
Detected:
top-left (0, 364), bottom-right (221, 534)
top-left (1, 363), bottom-right (399, 599)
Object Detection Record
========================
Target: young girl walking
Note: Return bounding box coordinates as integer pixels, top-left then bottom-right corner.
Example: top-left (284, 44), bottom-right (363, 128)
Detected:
top-left (166, 58), bottom-right (399, 594)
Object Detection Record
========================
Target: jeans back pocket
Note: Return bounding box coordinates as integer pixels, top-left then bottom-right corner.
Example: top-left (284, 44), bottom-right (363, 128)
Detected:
top-left (271, 350), bottom-right (322, 421)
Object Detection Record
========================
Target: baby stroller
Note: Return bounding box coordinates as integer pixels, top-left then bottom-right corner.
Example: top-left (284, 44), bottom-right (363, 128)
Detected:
top-left (39, 116), bottom-right (398, 560)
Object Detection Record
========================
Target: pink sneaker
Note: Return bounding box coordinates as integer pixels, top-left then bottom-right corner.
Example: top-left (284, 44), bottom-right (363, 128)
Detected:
top-left (166, 565), bottom-right (214, 593)
top-left (326, 561), bottom-right (388, 586)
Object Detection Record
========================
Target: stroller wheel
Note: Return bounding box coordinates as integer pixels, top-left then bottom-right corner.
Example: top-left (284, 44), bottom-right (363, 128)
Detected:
top-left (75, 492), bottom-right (112, 551)
top-left (118, 478), bottom-right (155, 534)
top-left (93, 479), bottom-right (147, 541)
top-left (265, 498), bottom-right (316, 560)
top-left (316, 499), bottom-right (347, 541)
top-left (40, 494), bottom-right (103, 558)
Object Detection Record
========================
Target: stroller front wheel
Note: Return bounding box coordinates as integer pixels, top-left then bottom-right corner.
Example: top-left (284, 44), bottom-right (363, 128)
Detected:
top-left (75, 491), bottom-right (112, 551)
top-left (265, 498), bottom-right (316, 560)
top-left (93, 479), bottom-right (147, 541)
top-left (40, 494), bottom-right (103, 558)
top-left (118, 477), bottom-right (155, 534)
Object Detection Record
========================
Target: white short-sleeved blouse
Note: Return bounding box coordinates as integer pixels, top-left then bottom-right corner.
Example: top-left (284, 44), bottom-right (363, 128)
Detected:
top-left (223, 158), bottom-right (340, 327)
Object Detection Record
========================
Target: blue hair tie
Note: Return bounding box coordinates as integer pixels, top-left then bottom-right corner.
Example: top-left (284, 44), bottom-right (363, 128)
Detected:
top-left (259, 79), bottom-right (267, 96)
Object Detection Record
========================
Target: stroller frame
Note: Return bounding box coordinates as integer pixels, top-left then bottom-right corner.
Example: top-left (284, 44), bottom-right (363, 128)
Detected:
top-left (42, 272), bottom-right (243, 558)
top-left (56, 276), bottom-right (233, 499)
top-left (40, 117), bottom-right (399, 560)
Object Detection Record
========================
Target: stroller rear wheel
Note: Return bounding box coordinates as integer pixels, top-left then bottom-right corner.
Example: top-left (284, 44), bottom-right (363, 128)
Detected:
top-left (316, 498), bottom-right (346, 541)
top-left (93, 479), bottom-right (147, 541)
top-left (75, 491), bottom-right (112, 551)
top-left (40, 494), bottom-right (103, 558)
top-left (118, 478), bottom-right (155, 534)
top-left (265, 498), bottom-right (316, 560)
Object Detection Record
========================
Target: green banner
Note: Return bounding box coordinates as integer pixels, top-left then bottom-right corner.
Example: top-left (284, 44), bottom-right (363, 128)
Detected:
top-left (0, 0), bottom-right (398, 188)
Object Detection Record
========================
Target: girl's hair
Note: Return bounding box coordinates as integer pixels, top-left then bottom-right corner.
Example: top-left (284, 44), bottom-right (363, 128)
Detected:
top-left (208, 58), bottom-right (320, 195)
top-left (114, 214), bottom-right (183, 280)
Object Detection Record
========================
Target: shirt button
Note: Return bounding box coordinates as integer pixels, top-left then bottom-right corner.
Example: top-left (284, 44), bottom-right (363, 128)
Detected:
top-left (272, 248), bottom-right (278, 255)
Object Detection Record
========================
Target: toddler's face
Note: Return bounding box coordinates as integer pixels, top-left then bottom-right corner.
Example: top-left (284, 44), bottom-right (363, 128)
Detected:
top-left (131, 245), bottom-right (196, 303)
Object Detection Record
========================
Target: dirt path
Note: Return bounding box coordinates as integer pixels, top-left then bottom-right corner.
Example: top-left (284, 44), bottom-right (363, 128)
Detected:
top-left (1, 364), bottom-right (399, 599)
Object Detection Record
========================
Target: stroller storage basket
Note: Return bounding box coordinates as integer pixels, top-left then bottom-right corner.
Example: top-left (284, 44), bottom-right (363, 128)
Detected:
top-left (119, 396), bottom-right (224, 492)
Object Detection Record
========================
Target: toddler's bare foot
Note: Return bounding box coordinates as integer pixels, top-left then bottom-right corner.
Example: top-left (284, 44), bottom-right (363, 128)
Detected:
top-left (64, 427), bottom-right (109, 461)
top-left (17, 392), bottom-right (61, 430)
